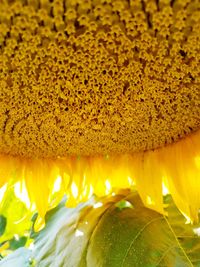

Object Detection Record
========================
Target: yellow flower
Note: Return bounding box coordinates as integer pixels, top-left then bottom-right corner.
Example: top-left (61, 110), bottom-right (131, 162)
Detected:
top-left (0, 0), bottom-right (200, 222)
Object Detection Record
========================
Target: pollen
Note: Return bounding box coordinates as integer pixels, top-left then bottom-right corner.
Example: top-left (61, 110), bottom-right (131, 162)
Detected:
top-left (0, 0), bottom-right (199, 158)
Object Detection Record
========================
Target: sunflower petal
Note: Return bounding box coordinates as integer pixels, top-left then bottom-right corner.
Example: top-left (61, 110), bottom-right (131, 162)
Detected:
top-left (163, 130), bottom-right (200, 223)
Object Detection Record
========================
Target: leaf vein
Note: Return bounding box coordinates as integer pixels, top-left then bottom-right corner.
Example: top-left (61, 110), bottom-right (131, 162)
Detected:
top-left (121, 216), bottom-right (164, 267)
top-left (155, 245), bottom-right (176, 266)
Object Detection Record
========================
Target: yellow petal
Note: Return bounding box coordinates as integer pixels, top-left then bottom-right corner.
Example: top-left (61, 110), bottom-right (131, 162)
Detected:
top-left (163, 130), bottom-right (200, 223)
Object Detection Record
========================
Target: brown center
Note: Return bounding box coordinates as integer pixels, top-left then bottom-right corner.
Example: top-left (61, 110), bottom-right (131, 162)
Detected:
top-left (0, 0), bottom-right (200, 158)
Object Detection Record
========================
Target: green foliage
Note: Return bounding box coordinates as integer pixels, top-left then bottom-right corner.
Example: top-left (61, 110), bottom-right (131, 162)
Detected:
top-left (165, 195), bottom-right (200, 266)
top-left (0, 187), bottom-right (33, 241)
top-left (0, 186), bottom-right (34, 258)
top-left (0, 216), bottom-right (6, 237)
top-left (0, 191), bottom-right (200, 266)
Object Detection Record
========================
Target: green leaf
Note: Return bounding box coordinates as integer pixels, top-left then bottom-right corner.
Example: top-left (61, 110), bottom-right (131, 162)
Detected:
top-left (30, 192), bottom-right (200, 267)
top-left (32, 193), bottom-right (127, 267)
top-left (0, 216), bottom-right (6, 237)
top-left (2, 191), bottom-right (200, 267)
top-left (86, 194), bottom-right (191, 267)
top-left (9, 236), bottom-right (27, 250)
top-left (0, 187), bottom-right (33, 244)
top-left (164, 195), bottom-right (200, 266)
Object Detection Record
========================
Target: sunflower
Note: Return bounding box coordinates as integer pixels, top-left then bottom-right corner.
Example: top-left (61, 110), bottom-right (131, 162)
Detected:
top-left (0, 0), bottom-right (200, 225)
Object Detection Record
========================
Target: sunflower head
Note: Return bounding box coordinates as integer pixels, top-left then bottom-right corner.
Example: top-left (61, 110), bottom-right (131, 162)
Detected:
top-left (0, 0), bottom-right (199, 157)
top-left (0, 0), bottom-right (200, 222)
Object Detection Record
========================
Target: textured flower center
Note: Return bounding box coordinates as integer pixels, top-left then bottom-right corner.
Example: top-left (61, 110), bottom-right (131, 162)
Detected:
top-left (0, 0), bottom-right (200, 158)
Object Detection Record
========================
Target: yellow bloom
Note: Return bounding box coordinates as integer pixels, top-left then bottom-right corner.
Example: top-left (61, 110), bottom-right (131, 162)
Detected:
top-left (0, 0), bottom-right (200, 222)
